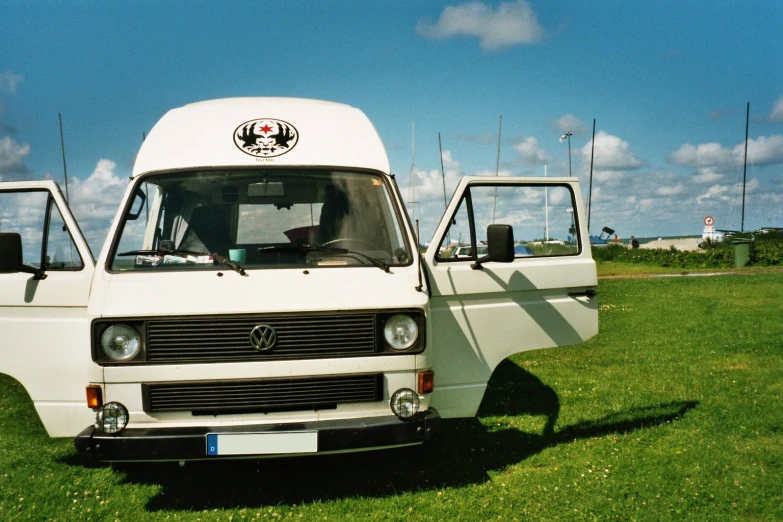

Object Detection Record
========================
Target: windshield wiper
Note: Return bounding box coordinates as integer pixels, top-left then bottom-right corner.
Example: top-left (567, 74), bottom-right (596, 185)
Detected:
top-left (212, 253), bottom-right (247, 276)
top-left (259, 245), bottom-right (390, 273)
top-left (117, 248), bottom-right (208, 257)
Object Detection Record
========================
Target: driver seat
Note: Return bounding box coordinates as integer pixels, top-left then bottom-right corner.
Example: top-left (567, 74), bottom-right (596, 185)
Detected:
top-left (315, 187), bottom-right (350, 245)
top-left (178, 205), bottom-right (231, 254)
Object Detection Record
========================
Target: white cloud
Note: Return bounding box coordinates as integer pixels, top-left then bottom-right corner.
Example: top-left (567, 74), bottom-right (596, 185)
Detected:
top-left (669, 135), bottom-right (783, 169)
top-left (0, 136), bottom-right (31, 180)
top-left (581, 131), bottom-right (642, 171)
top-left (411, 166), bottom-right (461, 201)
top-left (513, 136), bottom-right (552, 165)
top-left (415, 0), bottom-right (546, 51)
top-left (474, 168), bottom-right (515, 177)
top-left (656, 183), bottom-right (686, 197)
top-left (667, 142), bottom-right (735, 168)
top-left (736, 135), bottom-right (783, 165)
top-left (0, 71), bottom-right (23, 94)
top-left (769, 95), bottom-right (783, 123)
top-left (691, 168), bottom-right (725, 184)
top-left (696, 184), bottom-right (732, 204)
top-left (593, 170), bottom-right (626, 182)
top-left (67, 159), bottom-right (129, 249)
top-left (551, 114), bottom-right (589, 136)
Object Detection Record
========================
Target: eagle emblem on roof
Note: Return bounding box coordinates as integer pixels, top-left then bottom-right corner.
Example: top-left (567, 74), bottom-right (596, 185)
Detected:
top-left (234, 119), bottom-right (299, 158)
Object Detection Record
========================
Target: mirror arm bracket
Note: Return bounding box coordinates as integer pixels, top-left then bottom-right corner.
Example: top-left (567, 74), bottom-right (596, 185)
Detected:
top-left (470, 255), bottom-right (490, 270)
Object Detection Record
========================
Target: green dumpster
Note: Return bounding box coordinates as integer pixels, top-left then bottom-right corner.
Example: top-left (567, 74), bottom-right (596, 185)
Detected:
top-left (733, 239), bottom-right (751, 268)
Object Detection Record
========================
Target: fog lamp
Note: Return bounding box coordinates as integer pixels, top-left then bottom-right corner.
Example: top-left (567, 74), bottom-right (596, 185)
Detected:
top-left (390, 388), bottom-right (420, 419)
top-left (96, 402), bottom-right (129, 435)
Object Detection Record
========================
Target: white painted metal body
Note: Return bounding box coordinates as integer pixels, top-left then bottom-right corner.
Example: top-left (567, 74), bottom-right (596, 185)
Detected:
top-left (0, 98), bottom-right (598, 455)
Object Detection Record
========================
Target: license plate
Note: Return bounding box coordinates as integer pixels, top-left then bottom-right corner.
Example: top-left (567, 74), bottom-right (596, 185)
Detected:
top-left (206, 432), bottom-right (318, 456)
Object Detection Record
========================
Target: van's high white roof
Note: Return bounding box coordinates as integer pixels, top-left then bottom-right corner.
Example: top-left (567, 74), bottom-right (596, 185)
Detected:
top-left (132, 98), bottom-right (390, 178)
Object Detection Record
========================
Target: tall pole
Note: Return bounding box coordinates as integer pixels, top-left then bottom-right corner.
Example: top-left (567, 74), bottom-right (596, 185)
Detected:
top-left (58, 113), bottom-right (70, 203)
top-left (741, 102), bottom-right (749, 233)
top-left (544, 165), bottom-right (549, 241)
top-left (494, 115), bottom-right (502, 176)
top-left (588, 119), bottom-right (596, 235)
top-left (439, 133), bottom-right (450, 244)
top-left (492, 116), bottom-right (502, 224)
top-left (560, 131), bottom-right (573, 177)
top-left (438, 133), bottom-right (448, 210)
top-left (58, 113), bottom-right (74, 263)
top-left (409, 121), bottom-right (416, 224)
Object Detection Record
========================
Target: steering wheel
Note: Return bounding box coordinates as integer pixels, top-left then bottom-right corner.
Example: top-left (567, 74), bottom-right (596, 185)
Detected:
top-left (320, 238), bottom-right (382, 251)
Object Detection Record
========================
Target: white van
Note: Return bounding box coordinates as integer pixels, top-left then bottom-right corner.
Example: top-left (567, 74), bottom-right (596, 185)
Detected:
top-left (0, 98), bottom-right (597, 462)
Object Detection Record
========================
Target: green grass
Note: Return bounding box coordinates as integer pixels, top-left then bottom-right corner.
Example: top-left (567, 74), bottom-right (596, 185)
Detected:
top-left (596, 260), bottom-right (783, 277)
top-left (2, 273), bottom-right (782, 521)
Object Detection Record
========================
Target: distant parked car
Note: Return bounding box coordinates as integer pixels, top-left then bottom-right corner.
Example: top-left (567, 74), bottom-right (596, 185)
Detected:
top-left (451, 245), bottom-right (488, 258)
top-left (514, 244), bottom-right (534, 257)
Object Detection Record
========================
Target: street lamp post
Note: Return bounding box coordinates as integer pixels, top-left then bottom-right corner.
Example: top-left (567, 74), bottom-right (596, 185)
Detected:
top-left (559, 132), bottom-right (573, 177)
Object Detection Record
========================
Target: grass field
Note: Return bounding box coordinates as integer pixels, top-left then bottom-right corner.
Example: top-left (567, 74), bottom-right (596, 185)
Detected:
top-left (1, 272), bottom-right (782, 521)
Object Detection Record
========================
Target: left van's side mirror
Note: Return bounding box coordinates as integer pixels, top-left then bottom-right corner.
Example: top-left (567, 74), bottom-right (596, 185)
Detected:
top-left (0, 232), bottom-right (41, 277)
top-left (0, 232), bottom-right (25, 273)
top-left (472, 224), bottom-right (514, 269)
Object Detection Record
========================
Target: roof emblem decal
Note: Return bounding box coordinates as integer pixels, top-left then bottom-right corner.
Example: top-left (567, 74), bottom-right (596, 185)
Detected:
top-left (234, 119), bottom-right (299, 158)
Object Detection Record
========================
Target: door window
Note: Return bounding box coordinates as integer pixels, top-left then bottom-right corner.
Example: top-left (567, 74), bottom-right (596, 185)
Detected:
top-left (0, 189), bottom-right (83, 270)
top-left (435, 183), bottom-right (580, 261)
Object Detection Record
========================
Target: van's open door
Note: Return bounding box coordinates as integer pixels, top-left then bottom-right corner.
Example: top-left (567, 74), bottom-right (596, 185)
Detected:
top-left (423, 176), bottom-right (598, 418)
top-left (0, 180), bottom-right (96, 436)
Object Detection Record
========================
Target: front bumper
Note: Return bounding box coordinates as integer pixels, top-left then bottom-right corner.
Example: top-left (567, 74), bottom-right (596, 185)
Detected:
top-left (74, 409), bottom-right (440, 462)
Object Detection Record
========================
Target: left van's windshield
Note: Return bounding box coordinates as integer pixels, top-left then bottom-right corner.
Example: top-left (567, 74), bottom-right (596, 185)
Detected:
top-left (110, 169), bottom-right (410, 271)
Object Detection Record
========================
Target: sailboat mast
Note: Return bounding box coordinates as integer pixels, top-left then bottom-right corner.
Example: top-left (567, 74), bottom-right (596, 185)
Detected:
top-left (544, 165), bottom-right (549, 241)
top-left (492, 115), bottom-right (502, 224)
top-left (58, 113), bottom-right (70, 203)
top-left (439, 133), bottom-right (450, 244)
top-left (438, 133), bottom-right (448, 210)
top-left (741, 102), bottom-right (749, 232)
top-left (409, 121), bottom-right (417, 224)
top-left (587, 119), bottom-right (596, 235)
top-left (494, 115), bottom-right (502, 176)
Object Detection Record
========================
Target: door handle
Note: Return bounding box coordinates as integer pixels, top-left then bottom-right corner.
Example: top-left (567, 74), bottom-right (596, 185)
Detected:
top-left (568, 289), bottom-right (596, 298)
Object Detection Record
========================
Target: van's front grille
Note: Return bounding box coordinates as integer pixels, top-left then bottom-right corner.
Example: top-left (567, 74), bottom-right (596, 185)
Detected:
top-left (142, 374), bottom-right (383, 414)
top-left (145, 313), bottom-right (376, 363)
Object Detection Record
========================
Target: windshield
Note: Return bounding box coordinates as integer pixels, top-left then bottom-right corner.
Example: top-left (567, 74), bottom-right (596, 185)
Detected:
top-left (110, 169), bottom-right (410, 271)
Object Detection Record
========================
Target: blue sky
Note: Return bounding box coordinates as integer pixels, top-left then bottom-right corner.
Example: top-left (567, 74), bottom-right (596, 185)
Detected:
top-left (2, 0), bottom-right (782, 248)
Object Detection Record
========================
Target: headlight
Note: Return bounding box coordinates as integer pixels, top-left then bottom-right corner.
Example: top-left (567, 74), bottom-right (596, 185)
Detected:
top-left (100, 324), bottom-right (141, 361)
top-left (383, 314), bottom-right (419, 350)
top-left (96, 402), bottom-right (129, 435)
top-left (390, 388), bottom-right (420, 419)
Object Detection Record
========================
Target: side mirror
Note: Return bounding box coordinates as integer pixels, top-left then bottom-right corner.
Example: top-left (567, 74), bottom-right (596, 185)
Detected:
top-left (127, 188), bottom-right (148, 221)
top-left (471, 224), bottom-right (514, 269)
top-left (0, 232), bottom-right (43, 277)
top-left (0, 232), bottom-right (25, 273)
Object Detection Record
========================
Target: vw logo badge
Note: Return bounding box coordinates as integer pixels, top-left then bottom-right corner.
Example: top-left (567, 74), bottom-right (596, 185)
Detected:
top-left (249, 325), bottom-right (277, 352)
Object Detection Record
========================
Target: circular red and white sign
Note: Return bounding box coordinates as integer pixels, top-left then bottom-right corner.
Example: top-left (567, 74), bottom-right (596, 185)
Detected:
top-left (704, 216), bottom-right (714, 226)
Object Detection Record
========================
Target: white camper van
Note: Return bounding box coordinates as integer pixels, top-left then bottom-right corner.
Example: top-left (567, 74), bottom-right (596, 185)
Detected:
top-left (0, 98), bottom-right (597, 462)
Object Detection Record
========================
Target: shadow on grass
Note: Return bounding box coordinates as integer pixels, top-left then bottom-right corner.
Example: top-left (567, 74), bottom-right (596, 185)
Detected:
top-left (72, 361), bottom-right (697, 511)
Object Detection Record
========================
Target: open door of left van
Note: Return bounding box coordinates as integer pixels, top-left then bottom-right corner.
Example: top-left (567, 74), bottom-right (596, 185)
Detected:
top-left (0, 180), bottom-right (97, 436)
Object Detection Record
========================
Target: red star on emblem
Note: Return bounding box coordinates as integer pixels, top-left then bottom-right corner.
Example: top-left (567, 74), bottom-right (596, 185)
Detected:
top-left (260, 124), bottom-right (273, 133)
